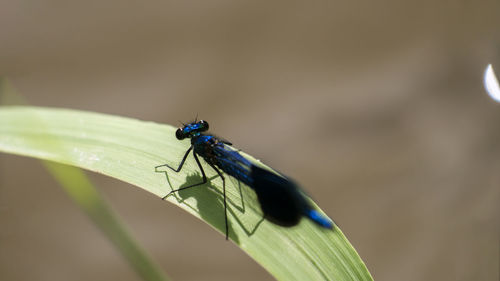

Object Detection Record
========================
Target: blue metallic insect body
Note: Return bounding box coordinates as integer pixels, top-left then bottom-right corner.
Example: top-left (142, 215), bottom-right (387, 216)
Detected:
top-left (156, 120), bottom-right (333, 239)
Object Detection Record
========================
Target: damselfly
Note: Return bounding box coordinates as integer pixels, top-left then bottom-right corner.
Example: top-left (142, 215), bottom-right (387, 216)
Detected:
top-left (155, 120), bottom-right (333, 239)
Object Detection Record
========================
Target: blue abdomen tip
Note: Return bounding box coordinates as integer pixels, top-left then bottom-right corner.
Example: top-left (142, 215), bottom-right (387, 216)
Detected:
top-left (307, 210), bottom-right (334, 229)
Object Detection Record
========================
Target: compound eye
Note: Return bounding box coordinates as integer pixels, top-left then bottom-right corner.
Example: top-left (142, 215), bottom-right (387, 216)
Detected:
top-left (175, 128), bottom-right (185, 140)
top-left (199, 120), bottom-right (209, 131)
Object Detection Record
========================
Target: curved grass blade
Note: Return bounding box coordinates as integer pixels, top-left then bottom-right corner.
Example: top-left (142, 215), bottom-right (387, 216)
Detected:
top-left (44, 161), bottom-right (170, 281)
top-left (0, 80), bottom-right (169, 281)
top-left (0, 106), bottom-right (373, 281)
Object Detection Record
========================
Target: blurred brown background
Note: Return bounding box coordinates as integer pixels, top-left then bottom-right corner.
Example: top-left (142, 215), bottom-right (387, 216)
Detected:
top-left (1, 1), bottom-right (499, 281)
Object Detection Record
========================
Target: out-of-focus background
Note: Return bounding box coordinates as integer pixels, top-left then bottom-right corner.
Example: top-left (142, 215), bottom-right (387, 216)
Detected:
top-left (1, 1), bottom-right (499, 281)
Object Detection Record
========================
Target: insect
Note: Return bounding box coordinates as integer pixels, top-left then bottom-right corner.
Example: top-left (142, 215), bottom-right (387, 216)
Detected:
top-left (156, 119), bottom-right (333, 239)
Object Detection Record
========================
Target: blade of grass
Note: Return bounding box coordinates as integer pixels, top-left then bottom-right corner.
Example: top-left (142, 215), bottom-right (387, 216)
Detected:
top-left (0, 106), bottom-right (373, 281)
top-left (0, 79), bottom-right (170, 280)
top-left (44, 161), bottom-right (170, 281)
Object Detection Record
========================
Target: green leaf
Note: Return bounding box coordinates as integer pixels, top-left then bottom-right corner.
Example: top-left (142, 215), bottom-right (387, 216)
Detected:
top-left (43, 161), bottom-right (170, 281)
top-left (0, 106), bottom-right (373, 281)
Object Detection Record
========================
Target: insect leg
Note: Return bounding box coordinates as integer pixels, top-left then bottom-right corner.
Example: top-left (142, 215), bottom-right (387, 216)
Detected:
top-left (208, 163), bottom-right (229, 240)
top-left (155, 145), bottom-right (193, 172)
top-left (161, 151), bottom-right (208, 200)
